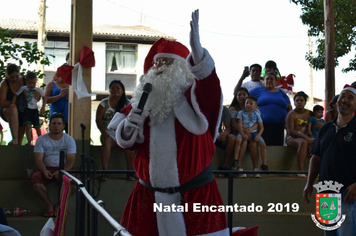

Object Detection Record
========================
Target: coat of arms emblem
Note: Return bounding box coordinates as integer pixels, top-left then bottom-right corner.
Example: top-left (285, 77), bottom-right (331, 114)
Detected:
top-left (311, 181), bottom-right (346, 230)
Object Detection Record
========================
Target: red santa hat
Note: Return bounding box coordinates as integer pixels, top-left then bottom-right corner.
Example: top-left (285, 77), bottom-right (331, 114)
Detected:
top-left (343, 84), bottom-right (356, 95)
top-left (144, 38), bottom-right (190, 73)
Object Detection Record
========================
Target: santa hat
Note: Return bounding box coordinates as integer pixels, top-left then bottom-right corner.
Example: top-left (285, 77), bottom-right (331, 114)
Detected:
top-left (57, 46), bottom-right (96, 99)
top-left (343, 84), bottom-right (356, 95)
top-left (144, 38), bottom-right (190, 73)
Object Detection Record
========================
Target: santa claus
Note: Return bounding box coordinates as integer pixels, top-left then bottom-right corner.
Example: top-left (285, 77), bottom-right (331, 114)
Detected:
top-left (108, 10), bottom-right (228, 236)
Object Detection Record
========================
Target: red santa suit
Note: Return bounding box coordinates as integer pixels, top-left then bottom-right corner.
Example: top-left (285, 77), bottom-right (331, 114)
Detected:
top-left (110, 38), bottom-right (228, 236)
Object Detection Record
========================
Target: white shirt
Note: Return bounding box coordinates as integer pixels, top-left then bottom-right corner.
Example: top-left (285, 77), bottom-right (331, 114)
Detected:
top-left (241, 80), bottom-right (263, 91)
top-left (15, 86), bottom-right (45, 109)
top-left (34, 133), bottom-right (76, 167)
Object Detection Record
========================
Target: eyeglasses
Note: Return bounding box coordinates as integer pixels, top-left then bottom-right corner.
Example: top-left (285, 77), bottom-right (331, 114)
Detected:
top-left (153, 58), bottom-right (174, 67)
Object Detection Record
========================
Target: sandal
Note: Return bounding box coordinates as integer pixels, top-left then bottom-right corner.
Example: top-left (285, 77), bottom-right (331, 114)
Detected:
top-left (127, 174), bottom-right (137, 181)
top-left (8, 140), bottom-right (18, 146)
top-left (54, 204), bottom-right (59, 217)
top-left (297, 174), bottom-right (307, 179)
top-left (100, 174), bottom-right (109, 181)
top-left (43, 210), bottom-right (54, 217)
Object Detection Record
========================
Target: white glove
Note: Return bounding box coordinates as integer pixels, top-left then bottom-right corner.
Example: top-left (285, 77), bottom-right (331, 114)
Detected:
top-left (189, 9), bottom-right (204, 65)
top-left (120, 108), bottom-right (146, 142)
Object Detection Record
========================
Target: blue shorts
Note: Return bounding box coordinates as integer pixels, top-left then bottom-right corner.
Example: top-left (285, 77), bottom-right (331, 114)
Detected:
top-left (237, 132), bottom-right (265, 142)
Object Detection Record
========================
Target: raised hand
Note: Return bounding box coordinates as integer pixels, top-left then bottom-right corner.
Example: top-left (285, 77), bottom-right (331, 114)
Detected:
top-left (189, 9), bottom-right (204, 64)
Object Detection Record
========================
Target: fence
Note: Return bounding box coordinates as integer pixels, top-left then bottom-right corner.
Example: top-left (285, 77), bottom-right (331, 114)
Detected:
top-left (61, 167), bottom-right (308, 236)
top-left (61, 170), bottom-right (132, 236)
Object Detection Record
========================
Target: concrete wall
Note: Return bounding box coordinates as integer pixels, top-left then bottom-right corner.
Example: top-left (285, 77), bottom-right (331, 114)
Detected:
top-left (0, 145), bottom-right (322, 236)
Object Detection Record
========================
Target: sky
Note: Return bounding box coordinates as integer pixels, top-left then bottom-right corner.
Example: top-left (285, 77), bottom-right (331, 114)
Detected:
top-left (1, 0), bottom-right (356, 103)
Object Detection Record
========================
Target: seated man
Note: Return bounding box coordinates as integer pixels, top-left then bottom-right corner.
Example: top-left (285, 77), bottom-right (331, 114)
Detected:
top-left (29, 113), bottom-right (76, 217)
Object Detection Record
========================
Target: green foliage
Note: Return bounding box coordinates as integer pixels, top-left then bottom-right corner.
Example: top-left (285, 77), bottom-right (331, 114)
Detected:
top-left (290, 0), bottom-right (356, 72)
top-left (0, 27), bottom-right (53, 82)
top-left (0, 28), bottom-right (53, 122)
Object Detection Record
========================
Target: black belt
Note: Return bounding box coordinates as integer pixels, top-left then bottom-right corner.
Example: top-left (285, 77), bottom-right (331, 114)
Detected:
top-left (139, 163), bottom-right (213, 194)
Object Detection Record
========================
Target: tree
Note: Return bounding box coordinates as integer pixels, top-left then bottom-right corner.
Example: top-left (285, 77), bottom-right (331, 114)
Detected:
top-left (290, 0), bottom-right (356, 72)
top-left (0, 27), bottom-right (52, 82)
top-left (0, 27), bottom-right (53, 120)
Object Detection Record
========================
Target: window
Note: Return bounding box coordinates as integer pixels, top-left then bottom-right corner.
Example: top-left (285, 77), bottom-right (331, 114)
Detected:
top-left (44, 41), bottom-right (70, 71)
top-left (106, 44), bottom-right (137, 73)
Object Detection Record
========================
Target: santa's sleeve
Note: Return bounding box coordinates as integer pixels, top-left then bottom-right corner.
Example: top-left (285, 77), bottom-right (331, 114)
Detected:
top-left (186, 49), bottom-right (223, 140)
top-left (107, 104), bottom-right (140, 148)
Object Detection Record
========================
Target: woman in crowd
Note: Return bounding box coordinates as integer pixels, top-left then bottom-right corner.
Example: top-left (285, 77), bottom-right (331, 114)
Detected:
top-left (325, 94), bottom-right (339, 123)
top-left (230, 87), bottom-right (249, 134)
top-left (45, 72), bottom-right (69, 133)
top-left (96, 79), bottom-right (135, 181)
top-left (249, 71), bottom-right (292, 145)
top-left (285, 91), bottom-right (313, 178)
top-left (0, 64), bottom-right (26, 145)
top-left (229, 87), bottom-right (260, 177)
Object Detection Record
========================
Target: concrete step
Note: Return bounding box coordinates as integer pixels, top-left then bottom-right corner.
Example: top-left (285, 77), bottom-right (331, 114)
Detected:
top-left (213, 146), bottom-right (308, 173)
top-left (6, 211), bottom-right (324, 236)
top-left (0, 145), bottom-right (305, 180)
top-left (1, 144), bottom-right (315, 235)
top-left (1, 177), bottom-right (315, 216)
top-left (216, 177), bottom-right (315, 213)
top-left (231, 213), bottom-right (323, 236)
top-left (3, 177), bottom-right (320, 236)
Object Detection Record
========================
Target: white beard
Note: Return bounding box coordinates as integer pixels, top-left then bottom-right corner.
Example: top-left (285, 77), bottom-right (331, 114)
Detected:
top-left (132, 59), bottom-right (195, 125)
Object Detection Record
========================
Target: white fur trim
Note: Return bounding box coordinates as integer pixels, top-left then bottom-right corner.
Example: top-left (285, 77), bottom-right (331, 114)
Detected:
top-left (116, 120), bottom-right (139, 148)
top-left (196, 228), bottom-right (229, 236)
top-left (214, 94), bottom-right (224, 142)
top-left (107, 112), bottom-right (126, 131)
top-left (155, 192), bottom-right (186, 236)
top-left (149, 113), bottom-right (184, 235)
top-left (149, 112), bottom-right (180, 188)
top-left (187, 49), bottom-right (215, 80)
top-left (343, 87), bottom-right (356, 95)
top-left (154, 53), bottom-right (186, 61)
top-left (173, 92), bottom-right (208, 135)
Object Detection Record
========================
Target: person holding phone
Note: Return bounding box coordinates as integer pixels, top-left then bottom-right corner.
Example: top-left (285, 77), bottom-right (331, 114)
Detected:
top-left (234, 63), bottom-right (263, 94)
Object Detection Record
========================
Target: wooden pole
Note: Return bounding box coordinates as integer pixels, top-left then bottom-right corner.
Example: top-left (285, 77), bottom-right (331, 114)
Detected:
top-left (69, 0), bottom-right (92, 148)
top-left (37, 0), bottom-right (46, 85)
top-left (324, 0), bottom-right (335, 108)
top-left (308, 35), bottom-right (314, 108)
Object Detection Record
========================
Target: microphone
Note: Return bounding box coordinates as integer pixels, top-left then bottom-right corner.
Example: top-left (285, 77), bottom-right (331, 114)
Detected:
top-left (137, 83), bottom-right (152, 115)
top-left (80, 123), bottom-right (86, 130)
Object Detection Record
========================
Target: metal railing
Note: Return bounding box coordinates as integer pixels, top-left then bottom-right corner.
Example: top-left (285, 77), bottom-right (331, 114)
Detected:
top-left (62, 168), bottom-right (307, 236)
top-left (61, 170), bottom-right (132, 236)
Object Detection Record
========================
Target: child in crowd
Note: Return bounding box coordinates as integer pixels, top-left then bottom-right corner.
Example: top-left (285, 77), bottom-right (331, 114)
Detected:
top-left (12, 72), bottom-right (46, 145)
top-left (307, 105), bottom-right (325, 139)
top-left (231, 96), bottom-right (267, 178)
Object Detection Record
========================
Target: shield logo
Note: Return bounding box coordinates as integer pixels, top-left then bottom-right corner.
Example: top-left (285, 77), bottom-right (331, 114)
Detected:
top-left (311, 181), bottom-right (346, 231)
top-left (315, 193), bottom-right (342, 225)
top-left (344, 132), bottom-right (353, 142)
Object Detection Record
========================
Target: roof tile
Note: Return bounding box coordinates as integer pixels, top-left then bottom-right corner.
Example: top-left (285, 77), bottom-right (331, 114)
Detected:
top-left (0, 18), bottom-right (174, 39)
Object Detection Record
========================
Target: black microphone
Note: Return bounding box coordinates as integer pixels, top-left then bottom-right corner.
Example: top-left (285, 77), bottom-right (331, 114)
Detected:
top-left (80, 123), bottom-right (86, 130)
top-left (137, 83), bottom-right (153, 115)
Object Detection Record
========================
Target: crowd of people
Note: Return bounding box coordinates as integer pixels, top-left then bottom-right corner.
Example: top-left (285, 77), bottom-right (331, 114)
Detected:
top-left (0, 58), bottom-right (349, 181)
top-left (215, 60), bottom-right (356, 181)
